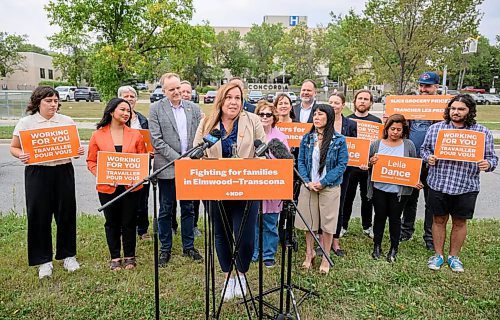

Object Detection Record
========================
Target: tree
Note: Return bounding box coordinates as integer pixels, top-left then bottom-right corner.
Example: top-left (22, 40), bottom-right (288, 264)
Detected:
top-left (244, 23), bottom-right (284, 82)
top-left (46, 0), bottom-right (195, 99)
top-left (0, 32), bottom-right (27, 78)
top-left (17, 43), bottom-right (49, 55)
top-left (346, 0), bottom-right (483, 94)
top-left (212, 30), bottom-right (250, 79)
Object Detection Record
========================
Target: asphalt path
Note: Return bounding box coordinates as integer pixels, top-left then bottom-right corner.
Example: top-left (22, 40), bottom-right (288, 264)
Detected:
top-left (0, 143), bottom-right (499, 219)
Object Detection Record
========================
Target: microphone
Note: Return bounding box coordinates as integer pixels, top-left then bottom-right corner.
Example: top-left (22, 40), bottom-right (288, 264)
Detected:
top-left (267, 138), bottom-right (310, 189)
top-left (199, 129), bottom-right (222, 150)
top-left (254, 139), bottom-right (268, 157)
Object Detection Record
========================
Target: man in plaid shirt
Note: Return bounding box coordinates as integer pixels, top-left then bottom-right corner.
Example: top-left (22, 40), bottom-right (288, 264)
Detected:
top-left (421, 94), bottom-right (498, 272)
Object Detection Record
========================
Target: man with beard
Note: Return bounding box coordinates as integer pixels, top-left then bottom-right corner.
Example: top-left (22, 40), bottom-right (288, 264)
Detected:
top-left (342, 90), bottom-right (382, 238)
top-left (399, 72), bottom-right (439, 251)
top-left (423, 94), bottom-right (497, 272)
top-left (293, 79), bottom-right (318, 123)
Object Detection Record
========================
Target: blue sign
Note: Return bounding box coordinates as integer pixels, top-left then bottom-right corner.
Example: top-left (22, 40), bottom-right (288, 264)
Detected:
top-left (289, 16), bottom-right (299, 26)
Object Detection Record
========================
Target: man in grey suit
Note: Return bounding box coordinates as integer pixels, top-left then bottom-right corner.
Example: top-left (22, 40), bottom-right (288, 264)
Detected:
top-left (293, 79), bottom-right (317, 123)
top-left (149, 72), bottom-right (203, 266)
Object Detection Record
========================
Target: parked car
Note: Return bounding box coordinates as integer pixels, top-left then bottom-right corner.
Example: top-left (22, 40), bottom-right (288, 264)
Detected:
top-left (446, 90), bottom-right (460, 96)
top-left (135, 83), bottom-right (148, 91)
top-left (74, 87), bottom-right (101, 102)
top-left (191, 89), bottom-right (200, 103)
top-left (55, 86), bottom-right (76, 101)
top-left (266, 93), bottom-right (275, 103)
top-left (150, 87), bottom-right (165, 103)
top-left (482, 94), bottom-right (500, 105)
top-left (462, 86), bottom-right (486, 94)
top-left (248, 90), bottom-right (264, 103)
top-left (468, 93), bottom-right (485, 105)
top-left (287, 92), bottom-right (298, 103)
top-left (203, 91), bottom-right (217, 104)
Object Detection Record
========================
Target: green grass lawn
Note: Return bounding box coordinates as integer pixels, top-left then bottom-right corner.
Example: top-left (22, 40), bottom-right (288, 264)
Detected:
top-left (0, 214), bottom-right (498, 319)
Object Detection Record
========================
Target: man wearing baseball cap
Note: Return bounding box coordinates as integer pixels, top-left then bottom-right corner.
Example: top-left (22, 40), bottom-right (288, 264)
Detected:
top-left (399, 71), bottom-right (440, 251)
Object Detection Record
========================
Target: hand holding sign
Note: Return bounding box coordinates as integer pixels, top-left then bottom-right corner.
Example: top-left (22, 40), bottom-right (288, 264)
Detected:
top-left (478, 159), bottom-right (491, 171)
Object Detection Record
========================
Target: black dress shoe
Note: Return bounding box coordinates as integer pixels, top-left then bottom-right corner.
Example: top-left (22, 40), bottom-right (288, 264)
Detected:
top-left (425, 241), bottom-right (435, 252)
top-left (159, 251), bottom-right (171, 267)
top-left (183, 248), bottom-right (203, 262)
top-left (386, 247), bottom-right (397, 263)
top-left (372, 244), bottom-right (382, 260)
top-left (333, 248), bottom-right (345, 257)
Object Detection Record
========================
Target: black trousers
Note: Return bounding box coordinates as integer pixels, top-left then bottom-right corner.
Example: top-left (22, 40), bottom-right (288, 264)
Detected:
top-left (342, 167), bottom-right (373, 230)
top-left (99, 187), bottom-right (139, 259)
top-left (334, 168), bottom-right (351, 238)
top-left (136, 182), bottom-right (150, 236)
top-left (372, 188), bottom-right (409, 249)
top-left (25, 163), bottom-right (77, 266)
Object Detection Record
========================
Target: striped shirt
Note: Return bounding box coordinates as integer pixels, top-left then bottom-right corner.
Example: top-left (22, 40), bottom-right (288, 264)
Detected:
top-left (420, 121), bottom-right (498, 195)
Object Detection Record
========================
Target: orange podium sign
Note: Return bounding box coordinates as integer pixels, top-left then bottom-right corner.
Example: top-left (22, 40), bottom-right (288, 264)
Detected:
top-left (138, 129), bottom-right (154, 153)
top-left (385, 95), bottom-right (452, 120)
top-left (371, 154), bottom-right (422, 187)
top-left (175, 159), bottom-right (294, 200)
top-left (276, 122), bottom-right (313, 147)
top-left (96, 151), bottom-right (150, 185)
top-left (354, 120), bottom-right (384, 141)
top-left (346, 137), bottom-right (370, 167)
top-left (18, 125), bottom-right (81, 164)
top-left (434, 129), bottom-right (485, 162)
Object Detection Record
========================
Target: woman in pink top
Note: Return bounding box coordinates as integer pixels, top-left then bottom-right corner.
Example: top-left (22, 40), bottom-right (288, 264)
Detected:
top-left (251, 101), bottom-right (290, 268)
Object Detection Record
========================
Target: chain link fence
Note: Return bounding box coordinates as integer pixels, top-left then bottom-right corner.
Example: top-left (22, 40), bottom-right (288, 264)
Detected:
top-left (0, 91), bottom-right (31, 119)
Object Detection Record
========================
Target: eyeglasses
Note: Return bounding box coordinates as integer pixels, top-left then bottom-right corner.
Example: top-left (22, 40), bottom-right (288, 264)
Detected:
top-left (258, 112), bottom-right (273, 118)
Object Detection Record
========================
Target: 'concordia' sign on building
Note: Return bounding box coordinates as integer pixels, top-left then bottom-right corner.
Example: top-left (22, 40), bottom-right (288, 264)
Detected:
top-left (248, 83), bottom-right (289, 91)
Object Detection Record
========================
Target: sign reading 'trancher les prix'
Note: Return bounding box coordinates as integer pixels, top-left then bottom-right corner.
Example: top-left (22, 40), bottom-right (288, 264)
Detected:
top-left (385, 95), bottom-right (453, 120)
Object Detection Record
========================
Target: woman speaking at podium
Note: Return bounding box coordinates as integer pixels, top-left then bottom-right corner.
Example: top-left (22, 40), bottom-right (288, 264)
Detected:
top-left (294, 104), bottom-right (348, 274)
top-left (194, 82), bottom-right (265, 301)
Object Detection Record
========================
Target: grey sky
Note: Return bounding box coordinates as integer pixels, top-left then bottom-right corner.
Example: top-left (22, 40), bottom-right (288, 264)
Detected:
top-left (0, 0), bottom-right (498, 49)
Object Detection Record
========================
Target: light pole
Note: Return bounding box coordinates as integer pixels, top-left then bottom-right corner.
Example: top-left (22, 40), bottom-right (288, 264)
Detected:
top-left (282, 62), bottom-right (286, 88)
top-left (492, 76), bottom-right (498, 93)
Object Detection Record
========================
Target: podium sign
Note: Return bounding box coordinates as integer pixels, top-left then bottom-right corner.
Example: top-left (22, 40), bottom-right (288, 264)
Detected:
top-left (175, 159), bottom-right (294, 200)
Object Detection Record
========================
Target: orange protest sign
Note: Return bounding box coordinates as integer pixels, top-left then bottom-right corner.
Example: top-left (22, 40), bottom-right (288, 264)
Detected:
top-left (385, 95), bottom-right (452, 120)
top-left (276, 122), bottom-right (313, 147)
top-left (371, 154), bottom-right (422, 187)
top-left (434, 129), bottom-right (485, 162)
top-left (175, 159), bottom-right (294, 200)
top-left (96, 151), bottom-right (150, 185)
top-left (138, 129), bottom-right (154, 153)
top-left (346, 137), bottom-right (370, 167)
top-left (353, 119), bottom-right (384, 141)
top-left (18, 125), bottom-right (81, 164)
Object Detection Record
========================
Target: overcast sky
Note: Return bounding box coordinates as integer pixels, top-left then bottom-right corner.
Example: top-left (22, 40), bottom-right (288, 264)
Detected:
top-left (0, 0), bottom-right (498, 49)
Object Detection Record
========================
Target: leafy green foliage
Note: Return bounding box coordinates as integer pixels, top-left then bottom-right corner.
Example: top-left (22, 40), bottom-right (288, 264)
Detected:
top-left (38, 80), bottom-right (72, 87)
top-left (212, 30), bottom-right (250, 80)
top-left (17, 43), bottom-right (49, 55)
top-left (0, 32), bottom-right (27, 77)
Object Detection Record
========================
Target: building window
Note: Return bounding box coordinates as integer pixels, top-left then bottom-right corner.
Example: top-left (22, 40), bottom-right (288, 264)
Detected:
top-left (40, 68), bottom-right (45, 79)
top-left (48, 69), bottom-right (53, 80)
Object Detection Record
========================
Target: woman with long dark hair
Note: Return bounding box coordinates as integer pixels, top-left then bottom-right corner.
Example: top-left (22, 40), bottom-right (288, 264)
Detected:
top-left (87, 98), bottom-right (147, 271)
top-left (10, 86), bottom-right (85, 279)
top-left (294, 104), bottom-right (348, 274)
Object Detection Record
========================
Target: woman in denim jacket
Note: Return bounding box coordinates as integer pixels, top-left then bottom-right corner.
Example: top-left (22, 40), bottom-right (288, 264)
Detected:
top-left (294, 104), bottom-right (348, 274)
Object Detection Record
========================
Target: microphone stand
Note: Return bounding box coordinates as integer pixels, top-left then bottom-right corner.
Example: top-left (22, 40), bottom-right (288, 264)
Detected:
top-left (98, 143), bottom-right (208, 320)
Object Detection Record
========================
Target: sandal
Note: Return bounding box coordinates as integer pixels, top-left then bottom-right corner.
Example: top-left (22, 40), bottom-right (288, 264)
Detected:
top-left (110, 259), bottom-right (122, 271)
top-left (123, 257), bottom-right (136, 270)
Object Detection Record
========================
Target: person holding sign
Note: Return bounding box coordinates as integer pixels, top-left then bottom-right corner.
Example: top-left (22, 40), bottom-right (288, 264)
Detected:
top-left (343, 90), bottom-right (382, 239)
top-left (87, 98), bottom-right (147, 271)
top-left (194, 82), bottom-right (265, 300)
top-left (274, 93), bottom-right (296, 123)
top-left (367, 114), bottom-right (422, 262)
top-left (10, 86), bottom-right (85, 279)
top-left (251, 101), bottom-right (290, 268)
top-left (118, 85), bottom-right (152, 241)
top-left (295, 104), bottom-right (348, 274)
top-left (422, 94), bottom-right (497, 272)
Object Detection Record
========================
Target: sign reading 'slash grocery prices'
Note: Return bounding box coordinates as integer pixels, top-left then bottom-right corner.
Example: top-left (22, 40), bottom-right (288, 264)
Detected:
top-left (248, 83), bottom-right (289, 91)
top-left (276, 122), bottom-right (313, 147)
top-left (434, 129), bottom-right (485, 162)
top-left (96, 151), bottom-right (149, 185)
top-left (346, 137), bottom-right (370, 167)
top-left (175, 159), bottom-right (294, 200)
top-left (19, 125), bottom-right (81, 164)
top-left (371, 154), bottom-right (422, 187)
top-left (353, 119), bottom-right (384, 142)
top-left (385, 95), bottom-right (453, 120)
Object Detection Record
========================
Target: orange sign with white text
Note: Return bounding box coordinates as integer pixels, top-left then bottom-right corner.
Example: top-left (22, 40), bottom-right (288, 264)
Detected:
top-left (385, 95), bottom-right (452, 120)
top-left (276, 122), bottom-right (313, 147)
top-left (19, 125), bottom-right (81, 164)
top-left (354, 120), bottom-right (384, 142)
top-left (371, 154), bottom-right (422, 187)
top-left (138, 129), bottom-right (154, 153)
top-left (96, 151), bottom-right (149, 185)
top-left (175, 159), bottom-right (294, 200)
top-left (434, 129), bottom-right (485, 162)
top-left (346, 137), bottom-right (370, 167)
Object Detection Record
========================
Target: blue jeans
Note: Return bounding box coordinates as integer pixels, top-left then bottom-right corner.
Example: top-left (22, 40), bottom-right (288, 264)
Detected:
top-left (252, 213), bottom-right (280, 262)
top-left (158, 178), bottom-right (194, 253)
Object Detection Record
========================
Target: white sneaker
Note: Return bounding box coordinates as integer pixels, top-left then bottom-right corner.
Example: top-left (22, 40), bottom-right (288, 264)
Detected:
top-left (63, 256), bottom-right (80, 272)
top-left (234, 274), bottom-right (247, 298)
top-left (339, 228), bottom-right (348, 238)
top-left (38, 262), bottom-right (53, 279)
top-left (363, 227), bottom-right (374, 239)
top-left (221, 277), bottom-right (236, 301)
